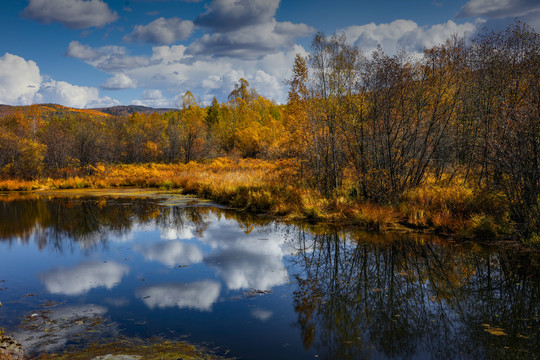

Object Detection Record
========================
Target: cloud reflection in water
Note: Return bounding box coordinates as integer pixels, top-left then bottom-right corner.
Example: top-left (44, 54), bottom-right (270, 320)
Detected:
top-left (39, 261), bottom-right (129, 295)
top-left (201, 220), bottom-right (291, 290)
top-left (136, 240), bottom-right (203, 267)
top-left (136, 280), bottom-right (221, 311)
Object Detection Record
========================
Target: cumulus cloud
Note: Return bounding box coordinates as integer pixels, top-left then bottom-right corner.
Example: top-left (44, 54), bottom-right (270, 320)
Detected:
top-left (39, 261), bottom-right (129, 295)
top-left (36, 79), bottom-right (120, 108)
top-left (136, 280), bottom-right (221, 310)
top-left (343, 19), bottom-right (480, 56)
top-left (142, 89), bottom-right (164, 99)
top-left (195, 0), bottom-right (279, 32)
top-left (22, 0), bottom-right (118, 29)
top-left (66, 41), bottom-right (150, 72)
top-left (124, 17), bottom-right (195, 44)
top-left (101, 73), bottom-right (137, 89)
top-left (132, 89), bottom-right (177, 107)
top-left (396, 20), bottom-right (480, 51)
top-left (187, 20), bottom-right (314, 59)
top-left (0, 52), bottom-right (118, 108)
top-left (457, 0), bottom-right (540, 18)
top-left (130, 44), bottom-right (303, 105)
top-left (189, 0), bottom-right (314, 59)
top-left (136, 240), bottom-right (203, 267)
top-left (151, 45), bottom-right (188, 64)
top-left (0, 53), bottom-right (41, 105)
top-left (66, 39), bottom-right (305, 105)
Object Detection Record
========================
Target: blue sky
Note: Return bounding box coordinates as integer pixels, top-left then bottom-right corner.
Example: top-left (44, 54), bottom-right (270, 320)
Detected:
top-left (0, 0), bottom-right (539, 109)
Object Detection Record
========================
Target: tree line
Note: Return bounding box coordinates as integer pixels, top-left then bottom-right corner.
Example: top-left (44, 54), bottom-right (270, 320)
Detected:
top-left (0, 21), bottom-right (538, 235)
top-left (286, 21), bottom-right (539, 235)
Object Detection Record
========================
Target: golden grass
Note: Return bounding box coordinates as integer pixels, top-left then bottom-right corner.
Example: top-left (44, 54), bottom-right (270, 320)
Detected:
top-left (400, 177), bottom-right (508, 235)
top-left (0, 160), bottom-right (512, 236)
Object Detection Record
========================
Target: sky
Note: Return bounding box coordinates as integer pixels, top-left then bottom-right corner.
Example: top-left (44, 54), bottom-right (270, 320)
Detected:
top-left (0, 0), bottom-right (539, 109)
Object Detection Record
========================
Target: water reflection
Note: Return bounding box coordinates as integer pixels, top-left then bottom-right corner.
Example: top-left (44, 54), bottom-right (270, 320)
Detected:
top-left (206, 250), bottom-right (288, 290)
top-left (0, 194), bottom-right (539, 359)
top-left (136, 280), bottom-right (221, 311)
top-left (39, 261), bottom-right (129, 295)
top-left (290, 231), bottom-right (540, 359)
top-left (251, 308), bottom-right (273, 321)
top-left (135, 241), bottom-right (203, 267)
top-left (201, 221), bottom-right (291, 290)
top-left (160, 226), bottom-right (195, 241)
top-left (0, 195), bottom-right (161, 249)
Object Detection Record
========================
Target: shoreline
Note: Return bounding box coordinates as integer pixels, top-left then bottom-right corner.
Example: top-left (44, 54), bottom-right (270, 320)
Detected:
top-left (1, 185), bottom-right (537, 254)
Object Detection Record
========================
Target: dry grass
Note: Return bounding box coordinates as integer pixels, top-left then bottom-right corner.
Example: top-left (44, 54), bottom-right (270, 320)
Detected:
top-left (399, 177), bottom-right (508, 235)
top-left (0, 160), bottom-right (511, 236)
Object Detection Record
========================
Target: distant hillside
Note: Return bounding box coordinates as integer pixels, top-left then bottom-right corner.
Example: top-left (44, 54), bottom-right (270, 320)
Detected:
top-left (0, 103), bottom-right (111, 119)
top-left (91, 105), bottom-right (178, 117)
top-left (0, 104), bottom-right (179, 120)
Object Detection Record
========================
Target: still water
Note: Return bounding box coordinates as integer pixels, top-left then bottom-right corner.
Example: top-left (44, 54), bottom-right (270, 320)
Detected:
top-left (0, 191), bottom-right (538, 359)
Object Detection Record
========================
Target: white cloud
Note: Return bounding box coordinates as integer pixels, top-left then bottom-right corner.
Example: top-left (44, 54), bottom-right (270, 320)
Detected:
top-left (188, 0), bottom-right (314, 60)
top-left (36, 79), bottom-right (120, 108)
top-left (101, 73), bottom-right (137, 90)
top-left (151, 45), bottom-right (188, 64)
top-left (187, 19), bottom-right (314, 59)
top-left (136, 280), bottom-right (221, 310)
top-left (252, 70), bottom-right (281, 103)
top-left (0, 53), bottom-right (41, 105)
top-left (274, 21), bottom-right (314, 36)
top-left (142, 89), bottom-right (164, 99)
top-left (125, 17), bottom-right (195, 44)
top-left (0, 52), bottom-right (118, 108)
top-left (65, 41), bottom-right (101, 59)
top-left (343, 19), bottom-right (480, 56)
top-left (397, 20), bottom-right (480, 52)
top-left (66, 39), bottom-right (306, 105)
top-left (457, 0), bottom-right (540, 18)
top-left (39, 261), bottom-right (129, 295)
top-left (66, 41), bottom-right (150, 72)
top-left (132, 89), bottom-right (177, 107)
top-left (22, 0), bottom-right (118, 29)
top-left (136, 240), bottom-right (203, 267)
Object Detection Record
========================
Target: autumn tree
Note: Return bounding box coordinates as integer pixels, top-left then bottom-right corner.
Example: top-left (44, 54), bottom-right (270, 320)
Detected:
top-left (0, 111), bottom-right (45, 179)
top-left (178, 91), bottom-right (207, 163)
top-left (283, 54), bottom-right (310, 160)
top-left (473, 22), bottom-right (540, 235)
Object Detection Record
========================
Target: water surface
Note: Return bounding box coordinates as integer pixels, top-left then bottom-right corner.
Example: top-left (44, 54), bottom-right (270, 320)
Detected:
top-left (0, 192), bottom-right (538, 359)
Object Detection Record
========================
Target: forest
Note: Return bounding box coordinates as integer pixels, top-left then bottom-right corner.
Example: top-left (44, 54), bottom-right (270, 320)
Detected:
top-left (0, 21), bottom-right (539, 243)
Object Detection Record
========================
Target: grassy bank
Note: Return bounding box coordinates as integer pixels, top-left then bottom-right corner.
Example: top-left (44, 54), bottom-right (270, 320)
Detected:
top-left (0, 158), bottom-right (518, 241)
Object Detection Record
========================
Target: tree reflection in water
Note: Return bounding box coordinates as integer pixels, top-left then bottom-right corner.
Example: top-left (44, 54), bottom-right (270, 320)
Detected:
top-left (0, 194), bottom-right (538, 359)
top-left (0, 194), bottom-right (265, 251)
top-left (290, 231), bottom-right (540, 359)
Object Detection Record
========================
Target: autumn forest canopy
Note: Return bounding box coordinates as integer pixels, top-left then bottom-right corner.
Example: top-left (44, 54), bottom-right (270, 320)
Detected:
top-left (1, 21), bottom-right (539, 237)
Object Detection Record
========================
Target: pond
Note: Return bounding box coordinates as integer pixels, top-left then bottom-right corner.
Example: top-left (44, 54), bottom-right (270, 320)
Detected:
top-left (0, 191), bottom-right (539, 359)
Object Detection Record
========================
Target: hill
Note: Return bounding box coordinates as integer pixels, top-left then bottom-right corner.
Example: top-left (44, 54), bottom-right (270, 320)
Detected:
top-left (91, 105), bottom-right (178, 116)
top-left (0, 104), bottom-right (178, 120)
top-left (0, 103), bottom-right (111, 119)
